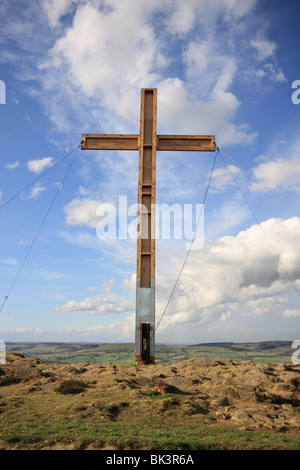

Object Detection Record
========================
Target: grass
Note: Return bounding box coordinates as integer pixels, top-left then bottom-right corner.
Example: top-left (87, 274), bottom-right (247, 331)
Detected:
top-left (0, 382), bottom-right (299, 451)
top-left (1, 342), bottom-right (297, 450)
top-left (1, 416), bottom-right (299, 450)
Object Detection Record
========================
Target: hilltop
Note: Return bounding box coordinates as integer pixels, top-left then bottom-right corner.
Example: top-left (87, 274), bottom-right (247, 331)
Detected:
top-left (0, 353), bottom-right (299, 450)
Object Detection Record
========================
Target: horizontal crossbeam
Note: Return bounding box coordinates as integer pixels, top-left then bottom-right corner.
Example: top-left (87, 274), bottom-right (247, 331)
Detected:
top-left (81, 134), bottom-right (139, 150)
top-left (81, 134), bottom-right (215, 152)
top-left (157, 135), bottom-right (215, 152)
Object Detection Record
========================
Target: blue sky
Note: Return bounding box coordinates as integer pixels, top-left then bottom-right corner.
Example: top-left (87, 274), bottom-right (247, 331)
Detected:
top-left (0, 0), bottom-right (300, 346)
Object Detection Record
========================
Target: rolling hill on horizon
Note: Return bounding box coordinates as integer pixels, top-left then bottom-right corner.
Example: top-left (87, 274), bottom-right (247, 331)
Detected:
top-left (4, 340), bottom-right (295, 365)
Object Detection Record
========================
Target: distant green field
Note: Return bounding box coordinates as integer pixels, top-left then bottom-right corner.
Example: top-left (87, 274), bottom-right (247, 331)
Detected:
top-left (5, 340), bottom-right (294, 365)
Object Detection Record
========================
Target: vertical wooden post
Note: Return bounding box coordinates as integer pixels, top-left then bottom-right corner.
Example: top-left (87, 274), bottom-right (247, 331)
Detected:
top-left (135, 89), bottom-right (157, 364)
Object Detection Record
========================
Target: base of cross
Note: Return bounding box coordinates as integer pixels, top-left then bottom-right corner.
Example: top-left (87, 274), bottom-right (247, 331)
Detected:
top-left (135, 322), bottom-right (155, 365)
top-left (134, 354), bottom-right (155, 365)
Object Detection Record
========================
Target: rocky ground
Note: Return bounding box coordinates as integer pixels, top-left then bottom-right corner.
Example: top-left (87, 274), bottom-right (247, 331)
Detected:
top-left (0, 353), bottom-right (299, 448)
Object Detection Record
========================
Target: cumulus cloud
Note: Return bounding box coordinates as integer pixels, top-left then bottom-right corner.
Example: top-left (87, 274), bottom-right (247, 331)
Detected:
top-left (27, 157), bottom-right (54, 173)
top-left (283, 309), bottom-right (300, 318)
top-left (56, 216), bottom-right (300, 334)
top-left (56, 278), bottom-right (134, 315)
top-left (157, 76), bottom-right (257, 145)
top-left (37, 0), bottom-right (260, 145)
top-left (250, 156), bottom-right (300, 193)
top-left (44, 2), bottom-right (164, 119)
top-left (63, 197), bottom-right (103, 228)
top-left (155, 217), bottom-right (300, 332)
top-left (1, 0), bottom-right (281, 148)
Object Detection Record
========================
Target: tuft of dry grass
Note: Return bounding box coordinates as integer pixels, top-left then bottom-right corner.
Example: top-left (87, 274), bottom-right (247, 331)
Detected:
top-left (54, 379), bottom-right (87, 395)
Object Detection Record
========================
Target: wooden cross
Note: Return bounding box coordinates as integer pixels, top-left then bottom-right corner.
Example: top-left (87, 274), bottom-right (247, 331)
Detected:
top-left (81, 88), bottom-right (215, 364)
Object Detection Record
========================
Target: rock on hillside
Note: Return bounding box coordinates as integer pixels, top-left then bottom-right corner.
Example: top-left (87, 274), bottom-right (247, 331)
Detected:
top-left (0, 354), bottom-right (299, 433)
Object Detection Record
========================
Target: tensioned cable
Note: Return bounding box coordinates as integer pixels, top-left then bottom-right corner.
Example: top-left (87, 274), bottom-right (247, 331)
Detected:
top-left (218, 147), bottom-right (300, 299)
top-left (0, 146), bottom-right (80, 312)
top-left (140, 148), bottom-right (219, 359)
top-left (0, 144), bottom-right (80, 211)
top-left (155, 148), bottom-right (220, 333)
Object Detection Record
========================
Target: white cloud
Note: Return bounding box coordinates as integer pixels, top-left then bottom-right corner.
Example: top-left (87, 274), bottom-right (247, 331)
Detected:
top-left (27, 157), bottom-right (54, 173)
top-left (83, 286), bottom-right (97, 292)
top-left (251, 37), bottom-right (277, 61)
top-left (248, 32), bottom-right (286, 83)
top-left (2, 258), bottom-right (18, 265)
top-left (223, 0), bottom-right (258, 18)
top-left (155, 216), bottom-right (300, 332)
top-left (220, 310), bottom-right (231, 321)
top-left (264, 63), bottom-right (286, 82)
top-left (42, 0), bottom-right (76, 28)
top-left (78, 186), bottom-right (90, 196)
top-left (165, 0), bottom-right (199, 34)
top-left (282, 309), bottom-right (300, 318)
top-left (45, 2), bottom-right (164, 118)
top-left (184, 40), bottom-right (211, 76)
top-left (37, 1), bottom-right (259, 146)
top-left (209, 165), bottom-right (242, 191)
top-left (56, 278), bottom-right (134, 315)
top-left (157, 76), bottom-right (257, 145)
top-left (165, 0), bottom-right (258, 34)
top-left (4, 328), bottom-right (43, 335)
top-left (28, 182), bottom-right (47, 199)
top-left (250, 156), bottom-right (300, 193)
top-left (123, 273), bottom-right (136, 291)
top-left (64, 197), bottom-right (103, 228)
top-left (5, 161), bottom-right (19, 170)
